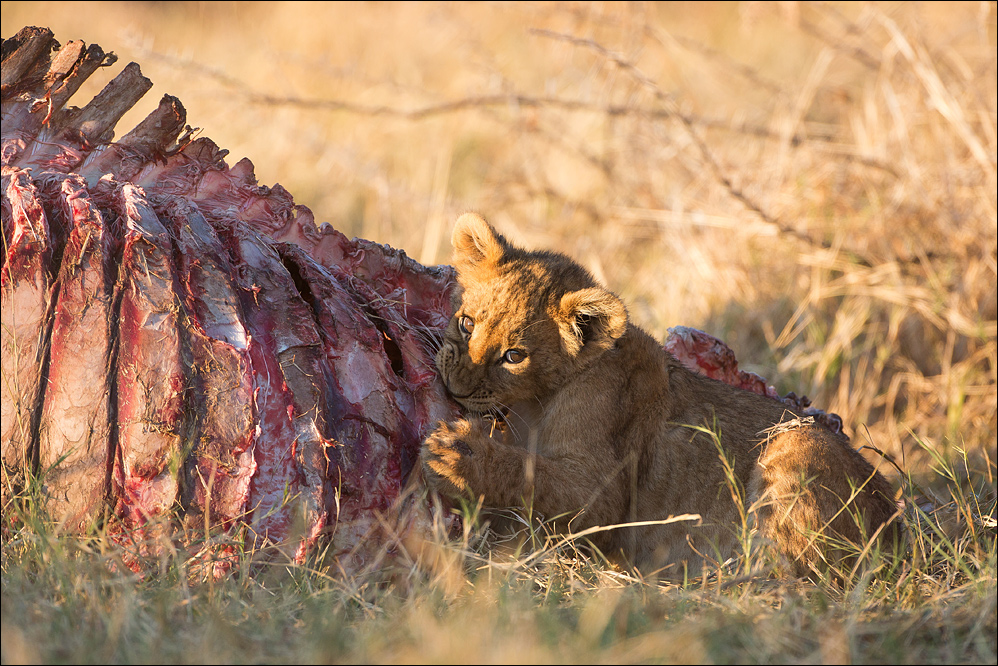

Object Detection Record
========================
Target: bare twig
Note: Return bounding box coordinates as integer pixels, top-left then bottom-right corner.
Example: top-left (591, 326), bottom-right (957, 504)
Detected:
top-left (128, 40), bottom-right (901, 185)
top-left (643, 24), bottom-right (785, 97)
top-left (128, 42), bottom-right (827, 142)
top-left (799, 3), bottom-right (882, 70)
top-left (529, 28), bottom-right (842, 255)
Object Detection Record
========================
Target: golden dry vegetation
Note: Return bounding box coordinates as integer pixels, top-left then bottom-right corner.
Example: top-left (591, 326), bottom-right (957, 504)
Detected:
top-left (1, 2), bottom-right (996, 664)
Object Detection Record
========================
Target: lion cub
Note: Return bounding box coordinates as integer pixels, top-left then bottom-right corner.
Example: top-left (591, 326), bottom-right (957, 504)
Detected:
top-left (421, 213), bottom-right (900, 578)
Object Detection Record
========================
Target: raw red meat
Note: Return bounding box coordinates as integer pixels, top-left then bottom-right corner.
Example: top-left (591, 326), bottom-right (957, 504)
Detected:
top-left (106, 182), bottom-right (187, 527)
top-left (161, 198), bottom-right (256, 530)
top-left (36, 173), bottom-right (114, 528)
top-left (215, 219), bottom-right (329, 559)
top-left (665, 326), bottom-right (843, 433)
top-left (2, 168), bottom-right (52, 490)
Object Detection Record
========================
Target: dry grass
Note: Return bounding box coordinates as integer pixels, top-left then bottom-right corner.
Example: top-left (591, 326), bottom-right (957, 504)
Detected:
top-left (1, 445), bottom-right (995, 664)
top-left (2, 1), bottom-right (996, 663)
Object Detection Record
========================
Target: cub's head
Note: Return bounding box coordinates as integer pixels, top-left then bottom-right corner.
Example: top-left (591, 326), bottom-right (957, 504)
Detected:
top-left (436, 213), bottom-right (628, 414)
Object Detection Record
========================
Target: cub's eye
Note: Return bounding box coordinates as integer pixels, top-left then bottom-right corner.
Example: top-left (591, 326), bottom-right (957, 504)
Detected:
top-left (459, 315), bottom-right (475, 336)
top-left (503, 349), bottom-right (526, 364)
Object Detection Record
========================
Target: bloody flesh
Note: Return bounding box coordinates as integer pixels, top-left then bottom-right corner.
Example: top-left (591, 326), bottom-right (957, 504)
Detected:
top-left (35, 173), bottom-right (114, 528)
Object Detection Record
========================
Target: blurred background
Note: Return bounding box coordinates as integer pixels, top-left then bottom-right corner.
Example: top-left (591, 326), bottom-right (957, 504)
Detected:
top-left (3, 1), bottom-right (996, 477)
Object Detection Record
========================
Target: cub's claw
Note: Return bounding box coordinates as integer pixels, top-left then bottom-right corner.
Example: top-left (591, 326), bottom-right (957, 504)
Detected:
top-left (421, 419), bottom-right (479, 495)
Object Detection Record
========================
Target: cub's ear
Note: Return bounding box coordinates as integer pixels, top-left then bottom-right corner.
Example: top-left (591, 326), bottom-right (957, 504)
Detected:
top-left (557, 287), bottom-right (628, 355)
top-left (452, 213), bottom-right (509, 270)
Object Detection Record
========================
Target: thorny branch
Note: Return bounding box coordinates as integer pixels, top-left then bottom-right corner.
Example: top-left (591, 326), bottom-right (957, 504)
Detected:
top-left (128, 32), bottom-right (908, 264)
top-left (528, 28), bottom-right (843, 258)
top-left (128, 39), bottom-right (899, 176)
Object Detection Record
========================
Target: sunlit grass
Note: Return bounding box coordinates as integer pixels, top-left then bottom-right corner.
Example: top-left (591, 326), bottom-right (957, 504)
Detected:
top-left (2, 450), bottom-right (995, 663)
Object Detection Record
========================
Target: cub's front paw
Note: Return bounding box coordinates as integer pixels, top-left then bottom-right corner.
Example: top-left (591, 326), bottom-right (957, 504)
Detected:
top-left (421, 419), bottom-right (482, 497)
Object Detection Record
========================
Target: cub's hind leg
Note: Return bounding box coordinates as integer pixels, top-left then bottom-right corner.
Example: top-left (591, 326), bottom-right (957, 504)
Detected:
top-left (748, 422), bottom-right (901, 578)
